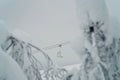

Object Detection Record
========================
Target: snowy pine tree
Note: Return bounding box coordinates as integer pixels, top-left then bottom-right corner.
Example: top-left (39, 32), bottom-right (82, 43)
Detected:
top-left (72, 14), bottom-right (120, 80)
top-left (70, 0), bottom-right (120, 80)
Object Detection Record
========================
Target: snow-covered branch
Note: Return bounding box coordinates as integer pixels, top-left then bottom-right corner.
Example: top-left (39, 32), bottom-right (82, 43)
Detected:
top-left (2, 36), bottom-right (68, 80)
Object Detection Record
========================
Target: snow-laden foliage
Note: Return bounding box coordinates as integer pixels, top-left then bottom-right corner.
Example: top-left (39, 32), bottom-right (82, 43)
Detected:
top-left (0, 49), bottom-right (27, 80)
top-left (0, 21), bottom-right (27, 80)
top-left (70, 0), bottom-right (120, 79)
top-left (71, 16), bottom-right (120, 80)
top-left (76, 0), bottom-right (109, 29)
top-left (2, 35), bottom-right (67, 80)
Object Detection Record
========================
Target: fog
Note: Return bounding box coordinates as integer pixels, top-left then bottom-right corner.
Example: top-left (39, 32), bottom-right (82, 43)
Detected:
top-left (0, 0), bottom-right (119, 66)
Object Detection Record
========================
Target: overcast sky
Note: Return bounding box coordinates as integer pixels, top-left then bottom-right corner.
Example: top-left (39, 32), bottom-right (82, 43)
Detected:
top-left (105, 0), bottom-right (120, 19)
top-left (0, 0), bottom-right (119, 44)
top-left (0, 0), bottom-right (119, 43)
top-left (0, 0), bottom-right (119, 66)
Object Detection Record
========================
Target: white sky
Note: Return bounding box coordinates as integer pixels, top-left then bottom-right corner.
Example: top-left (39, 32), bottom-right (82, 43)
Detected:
top-left (105, 0), bottom-right (120, 19)
top-left (0, 0), bottom-right (119, 66)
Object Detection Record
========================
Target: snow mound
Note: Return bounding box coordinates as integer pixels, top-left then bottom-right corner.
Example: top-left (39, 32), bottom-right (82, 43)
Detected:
top-left (0, 49), bottom-right (27, 80)
top-left (76, 0), bottom-right (109, 29)
top-left (11, 29), bottom-right (31, 43)
top-left (0, 20), bottom-right (9, 45)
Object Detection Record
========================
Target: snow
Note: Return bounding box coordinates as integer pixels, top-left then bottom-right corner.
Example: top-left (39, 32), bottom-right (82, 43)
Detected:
top-left (109, 17), bottom-right (120, 38)
top-left (11, 28), bottom-right (31, 43)
top-left (63, 64), bottom-right (81, 71)
top-left (76, 0), bottom-right (109, 26)
top-left (72, 0), bottom-right (109, 59)
top-left (0, 48), bottom-right (27, 80)
top-left (0, 22), bottom-right (27, 80)
top-left (70, 0), bottom-right (120, 80)
top-left (0, 0), bottom-right (120, 80)
top-left (0, 21), bottom-right (9, 45)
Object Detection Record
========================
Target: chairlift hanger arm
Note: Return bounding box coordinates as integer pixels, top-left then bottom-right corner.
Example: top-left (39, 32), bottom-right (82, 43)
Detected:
top-left (43, 41), bottom-right (70, 50)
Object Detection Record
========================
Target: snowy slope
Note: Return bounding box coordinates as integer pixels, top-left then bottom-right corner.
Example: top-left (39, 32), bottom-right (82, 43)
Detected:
top-left (0, 49), bottom-right (27, 80)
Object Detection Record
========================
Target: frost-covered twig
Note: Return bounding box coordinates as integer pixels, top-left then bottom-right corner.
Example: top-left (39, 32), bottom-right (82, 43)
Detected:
top-left (2, 36), bottom-right (68, 80)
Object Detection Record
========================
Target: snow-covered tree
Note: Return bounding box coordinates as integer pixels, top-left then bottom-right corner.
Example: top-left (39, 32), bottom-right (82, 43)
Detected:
top-left (2, 35), bottom-right (67, 80)
top-left (71, 0), bottom-right (120, 80)
top-left (0, 22), bottom-right (27, 80)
